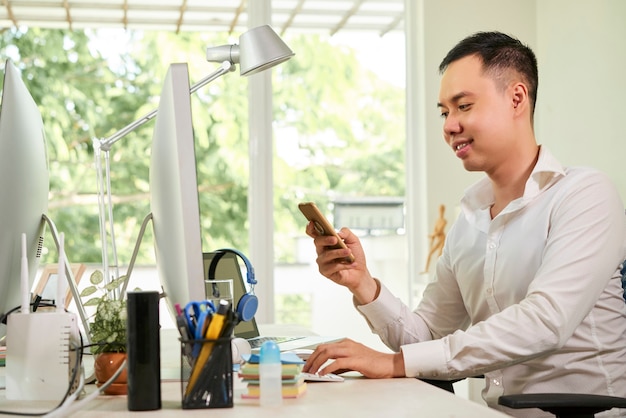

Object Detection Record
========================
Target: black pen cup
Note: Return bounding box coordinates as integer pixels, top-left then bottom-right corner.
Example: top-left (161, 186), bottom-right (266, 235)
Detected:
top-left (180, 337), bottom-right (233, 409)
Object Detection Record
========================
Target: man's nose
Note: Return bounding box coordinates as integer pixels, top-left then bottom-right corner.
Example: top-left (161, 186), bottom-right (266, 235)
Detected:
top-left (443, 114), bottom-right (461, 139)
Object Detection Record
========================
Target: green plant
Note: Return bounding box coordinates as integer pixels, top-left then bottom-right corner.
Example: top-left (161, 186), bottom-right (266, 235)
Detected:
top-left (80, 270), bottom-right (128, 354)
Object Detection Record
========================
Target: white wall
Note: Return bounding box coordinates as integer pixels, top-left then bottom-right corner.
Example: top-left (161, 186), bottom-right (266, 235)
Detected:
top-left (535, 0), bottom-right (626, 198)
top-left (415, 0), bottom-right (626, 222)
top-left (419, 0), bottom-right (537, 230)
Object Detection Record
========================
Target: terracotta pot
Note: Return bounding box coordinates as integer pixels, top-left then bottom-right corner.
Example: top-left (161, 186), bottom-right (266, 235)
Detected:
top-left (94, 352), bottom-right (128, 395)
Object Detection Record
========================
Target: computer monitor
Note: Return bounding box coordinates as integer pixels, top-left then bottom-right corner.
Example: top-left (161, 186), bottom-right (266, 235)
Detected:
top-left (149, 63), bottom-right (206, 317)
top-left (0, 60), bottom-right (49, 339)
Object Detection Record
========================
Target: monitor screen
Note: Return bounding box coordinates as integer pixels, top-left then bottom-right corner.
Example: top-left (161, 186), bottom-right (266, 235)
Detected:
top-left (149, 63), bottom-right (206, 318)
top-left (202, 252), bottom-right (259, 339)
top-left (0, 60), bottom-right (49, 338)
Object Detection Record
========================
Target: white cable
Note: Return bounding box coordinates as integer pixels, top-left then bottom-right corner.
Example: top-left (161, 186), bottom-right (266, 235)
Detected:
top-left (43, 367), bottom-right (85, 418)
top-left (43, 360), bottom-right (127, 417)
top-left (56, 232), bottom-right (66, 312)
top-left (20, 233), bottom-right (29, 314)
top-left (42, 339), bottom-right (86, 418)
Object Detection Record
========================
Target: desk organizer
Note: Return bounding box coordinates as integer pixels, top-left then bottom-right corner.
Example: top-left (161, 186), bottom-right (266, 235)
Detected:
top-left (180, 337), bottom-right (233, 409)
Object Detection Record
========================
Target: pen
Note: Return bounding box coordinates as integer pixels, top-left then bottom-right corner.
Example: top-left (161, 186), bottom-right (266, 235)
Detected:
top-left (185, 299), bottom-right (231, 397)
top-left (187, 309), bottom-right (238, 405)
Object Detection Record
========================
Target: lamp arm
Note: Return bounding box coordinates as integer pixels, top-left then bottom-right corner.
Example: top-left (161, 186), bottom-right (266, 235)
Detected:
top-left (190, 61), bottom-right (236, 94)
top-left (97, 61), bottom-right (235, 151)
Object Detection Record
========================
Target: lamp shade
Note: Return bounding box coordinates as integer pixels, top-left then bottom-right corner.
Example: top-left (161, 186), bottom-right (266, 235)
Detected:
top-left (206, 25), bottom-right (294, 76)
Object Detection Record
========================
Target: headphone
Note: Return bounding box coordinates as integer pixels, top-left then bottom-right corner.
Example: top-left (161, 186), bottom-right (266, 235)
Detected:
top-left (207, 248), bottom-right (258, 322)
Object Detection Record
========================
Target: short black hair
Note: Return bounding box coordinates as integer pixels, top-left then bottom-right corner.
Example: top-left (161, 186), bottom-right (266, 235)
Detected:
top-left (439, 31), bottom-right (538, 117)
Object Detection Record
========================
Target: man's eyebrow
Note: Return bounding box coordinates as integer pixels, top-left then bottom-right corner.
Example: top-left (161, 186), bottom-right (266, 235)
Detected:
top-left (437, 91), bottom-right (471, 108)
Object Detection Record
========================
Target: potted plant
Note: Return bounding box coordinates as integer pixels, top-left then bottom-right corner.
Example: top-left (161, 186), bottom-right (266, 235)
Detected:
top-left (81, 270), bottom-right (128, 395)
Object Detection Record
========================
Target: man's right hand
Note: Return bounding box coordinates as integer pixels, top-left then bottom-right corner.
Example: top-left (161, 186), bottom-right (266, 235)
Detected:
top-left (305, 223), bottom-right (379, 305)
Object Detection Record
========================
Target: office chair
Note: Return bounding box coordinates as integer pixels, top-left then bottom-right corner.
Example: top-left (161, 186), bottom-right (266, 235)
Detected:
top-left (498, 264), bottom-right (626, 417)
top-left (497, 393), bottom-right (626, 418)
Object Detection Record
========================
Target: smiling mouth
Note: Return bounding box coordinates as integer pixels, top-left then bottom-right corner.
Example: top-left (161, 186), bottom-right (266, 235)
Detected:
top-left (454, 140), bottom-right (472, 151)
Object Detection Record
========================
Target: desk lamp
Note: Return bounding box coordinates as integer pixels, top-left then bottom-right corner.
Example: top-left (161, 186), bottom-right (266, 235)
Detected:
top-left (93, 25), bottom-right (294, 292)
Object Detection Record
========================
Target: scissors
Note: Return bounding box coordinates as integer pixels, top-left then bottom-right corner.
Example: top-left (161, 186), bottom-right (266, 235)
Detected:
top-left (184, 300), bottom-right (215, 340)
top-left (184, 300), bottom-right (216, 359)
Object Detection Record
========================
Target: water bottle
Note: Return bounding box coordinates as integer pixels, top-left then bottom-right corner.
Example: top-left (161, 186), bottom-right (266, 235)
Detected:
top-left (259, 341), bottom-right (282, 406)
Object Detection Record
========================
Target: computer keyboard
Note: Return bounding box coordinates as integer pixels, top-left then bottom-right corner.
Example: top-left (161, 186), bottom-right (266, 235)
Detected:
top-left (247, 336), bottom-right (304, 349)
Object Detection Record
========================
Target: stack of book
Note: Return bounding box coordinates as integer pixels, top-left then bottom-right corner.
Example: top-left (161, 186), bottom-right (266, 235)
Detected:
top-left (239, 353), bottom-right (307, 399)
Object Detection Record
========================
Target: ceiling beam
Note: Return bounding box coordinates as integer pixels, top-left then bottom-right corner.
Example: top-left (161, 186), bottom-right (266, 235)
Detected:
top-left (62, 0), bottom-right (72, 31)
top-left (228, 0), bottom-right (246, 34)
top-left (175, 0), bottom-right (187, 34)
top-left (279, 0), bottom-right (305, 36)
top-left (380, 12), bottom-right (403, 37)
top-left (0, 0), bottom-right (404, 34)
top-left (329, 0), bottom-right (366, 36)
top-left (2, 0), bottom-right (18, 28)
top-left (122, 0), bottom-right (128, 29)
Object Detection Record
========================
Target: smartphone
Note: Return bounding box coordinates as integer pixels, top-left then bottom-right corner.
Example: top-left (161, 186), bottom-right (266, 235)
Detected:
top-left (298, 202), bottom-right (355, 263)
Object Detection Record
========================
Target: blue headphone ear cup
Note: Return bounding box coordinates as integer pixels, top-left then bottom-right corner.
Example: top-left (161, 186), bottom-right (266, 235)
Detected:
top-left (208, 248), bottom-right (258, 322)
top-left (237, 293), bottom-right (258, 322)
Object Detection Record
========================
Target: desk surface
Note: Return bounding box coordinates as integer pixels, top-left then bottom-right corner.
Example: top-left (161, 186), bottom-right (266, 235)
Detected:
top-left (0, 328), bottom-right (510, 417)
top-left (1, 372), bottom-right (509, 418)
top-left (0, 376), bottom-right (509, 418)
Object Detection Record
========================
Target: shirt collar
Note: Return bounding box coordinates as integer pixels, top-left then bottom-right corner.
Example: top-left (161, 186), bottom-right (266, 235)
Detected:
top-left (461, 146), bottom-right (566, 216)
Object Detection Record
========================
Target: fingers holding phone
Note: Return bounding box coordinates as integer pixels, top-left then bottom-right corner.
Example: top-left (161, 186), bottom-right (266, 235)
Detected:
top-left (299, 202), bottom-right (380, 302)
top-left (299, 202), bottom-right (355, 264)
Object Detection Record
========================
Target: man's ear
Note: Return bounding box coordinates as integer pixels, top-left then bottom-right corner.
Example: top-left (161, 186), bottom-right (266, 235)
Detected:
top-left (512, 82), bottom-right (528, 110)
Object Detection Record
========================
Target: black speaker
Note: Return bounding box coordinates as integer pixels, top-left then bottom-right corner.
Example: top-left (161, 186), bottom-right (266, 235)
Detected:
top-left (126, 291), bottom-right (161, 411)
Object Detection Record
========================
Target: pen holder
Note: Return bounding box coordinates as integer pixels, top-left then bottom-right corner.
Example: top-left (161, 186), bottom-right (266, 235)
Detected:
top-left (180, 337), bottom-right (233, 409)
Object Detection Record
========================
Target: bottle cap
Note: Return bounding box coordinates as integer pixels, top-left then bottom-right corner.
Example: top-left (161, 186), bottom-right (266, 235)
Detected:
top-left (259, 340), bottom-right (280, 364)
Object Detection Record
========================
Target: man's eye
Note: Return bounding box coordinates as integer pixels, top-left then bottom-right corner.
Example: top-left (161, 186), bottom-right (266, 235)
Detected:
top-left (459, 104), bottom-right (471, 111)
top-left (440, 112), bottom-right (449, 118)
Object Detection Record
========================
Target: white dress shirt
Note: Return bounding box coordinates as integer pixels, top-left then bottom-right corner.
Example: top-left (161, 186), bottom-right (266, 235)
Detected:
top-left (357, 147), bottom-right (626, 417)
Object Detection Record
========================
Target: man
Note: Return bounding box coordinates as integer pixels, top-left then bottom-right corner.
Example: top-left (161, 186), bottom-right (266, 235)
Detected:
top-left (302, 31), bottom-right (626, 416)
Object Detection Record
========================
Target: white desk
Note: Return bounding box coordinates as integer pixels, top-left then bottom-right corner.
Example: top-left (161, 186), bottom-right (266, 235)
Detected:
top-left (0, 328), bottom-right (511, 417)
top-left (0, 375), bottom-right (510, 417)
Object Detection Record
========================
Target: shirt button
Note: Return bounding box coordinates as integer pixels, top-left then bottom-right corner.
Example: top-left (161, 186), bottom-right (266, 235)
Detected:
top-left (488, 243), bottom-right (496, 249)
top-left (486, 288), bottom-right (493, 294)
top-left (492, 379), bottom-right (501, 386)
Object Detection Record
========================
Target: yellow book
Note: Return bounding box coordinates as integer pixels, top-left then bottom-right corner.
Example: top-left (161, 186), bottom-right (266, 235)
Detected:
top-left (243, 375), bottom-right (305, 386)
top-left (239, 363), bottom-right (303, 380)
top-left (243, 381), bottom-right (307, 399)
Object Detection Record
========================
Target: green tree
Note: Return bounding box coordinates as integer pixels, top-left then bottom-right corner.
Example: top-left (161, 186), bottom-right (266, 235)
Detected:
top-left (1, 28), bottom-right (405, 268)
top-left (1, 27), bottom-right (153, 264)
top-left (272, 34), bottom-right (405, 261)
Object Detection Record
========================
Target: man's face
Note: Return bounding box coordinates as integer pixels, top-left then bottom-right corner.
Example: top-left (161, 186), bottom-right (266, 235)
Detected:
top-left (437, 55), bottom-right (515, 174)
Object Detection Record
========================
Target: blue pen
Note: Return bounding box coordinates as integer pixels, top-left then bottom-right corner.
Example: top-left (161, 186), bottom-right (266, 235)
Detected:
top-left (184, 300), bottom-right (216, 358)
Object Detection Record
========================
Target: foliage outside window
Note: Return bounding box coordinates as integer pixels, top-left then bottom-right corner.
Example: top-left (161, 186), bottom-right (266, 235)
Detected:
top-left (1, 27), bottom-right (404, 270)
